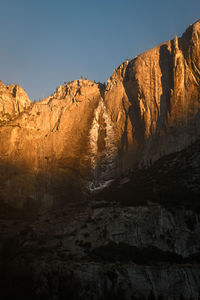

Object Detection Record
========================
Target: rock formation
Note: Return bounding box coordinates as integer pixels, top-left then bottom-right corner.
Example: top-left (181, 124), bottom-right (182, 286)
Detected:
top-left (0, 20), bottom-right (200, 300)
top-left (0, 81), bottom-right (31, 122)
top-left (0, 79), bottom-right (105, 208)
top-left (104, 21), bottom-right (200, 172)
top-left (1, 21), bottom-right (200, 210)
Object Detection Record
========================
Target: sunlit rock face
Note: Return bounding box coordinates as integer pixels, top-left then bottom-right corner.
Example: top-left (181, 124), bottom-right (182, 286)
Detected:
top-left (104, 20), bottom-right (200, 173)
top-left (0, 79), bottom-right (105, 208)
top-left (0, 21), bottom-right (200, 209)
top-left (0, 81), bottom-right (31, 122)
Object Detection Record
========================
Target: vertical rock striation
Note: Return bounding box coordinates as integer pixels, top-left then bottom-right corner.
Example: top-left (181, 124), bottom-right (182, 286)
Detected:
top-left (104, 20), bottom-right (200, 173)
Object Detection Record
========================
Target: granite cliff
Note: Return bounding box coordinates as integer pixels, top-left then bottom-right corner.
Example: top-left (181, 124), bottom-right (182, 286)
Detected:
top-left (0, 20), bottom-right (200, 300)
top-left (0, 81), bottom-right (30, 122)
top-left (104, 21), bottom-right (200, 171)
top-left (1, 21), bottom-right (200, 208)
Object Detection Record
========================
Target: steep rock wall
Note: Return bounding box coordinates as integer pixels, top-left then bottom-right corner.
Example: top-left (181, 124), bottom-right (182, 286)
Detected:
top-left (0, 79), bottom-right (104, 208)
top-left (104, 20), bottom-right (200, 173)
top-left (0, 21), bottom-right (200, 208)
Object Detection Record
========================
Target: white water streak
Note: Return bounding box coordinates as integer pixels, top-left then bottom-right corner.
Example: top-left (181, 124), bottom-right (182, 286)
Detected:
top-left (88, 98), bottom-right (118, 191)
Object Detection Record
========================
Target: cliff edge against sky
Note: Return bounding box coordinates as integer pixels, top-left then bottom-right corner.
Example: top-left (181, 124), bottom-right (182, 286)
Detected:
top-left (0, 20), bottom-right (200, 209)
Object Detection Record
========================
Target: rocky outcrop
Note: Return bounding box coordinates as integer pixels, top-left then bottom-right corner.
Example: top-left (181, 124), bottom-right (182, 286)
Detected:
top-left (0, 81), bottom-right (31, 122)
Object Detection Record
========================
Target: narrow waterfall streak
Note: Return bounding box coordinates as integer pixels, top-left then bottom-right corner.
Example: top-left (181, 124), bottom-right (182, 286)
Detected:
top-left (88, 98), bottom-right (118, 192)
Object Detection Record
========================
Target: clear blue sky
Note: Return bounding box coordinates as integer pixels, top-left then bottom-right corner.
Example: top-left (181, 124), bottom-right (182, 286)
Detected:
top-left (0, 0), bottom-right (200, 101)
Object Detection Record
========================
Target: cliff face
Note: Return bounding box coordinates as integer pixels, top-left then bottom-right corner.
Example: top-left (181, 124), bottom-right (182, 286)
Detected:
top-left (0, 79), bottom-right (105, 208)
top-left (0, 21), bottom-right (200, 209)
top-left (104, 20), bottom-right (200, 172)
top-left (1, 21), bottom-right (200, 300)
top-left (0, 81), bottom-right (31, 122)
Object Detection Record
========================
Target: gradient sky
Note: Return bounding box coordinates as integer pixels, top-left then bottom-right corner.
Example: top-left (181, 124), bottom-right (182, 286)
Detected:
top-left (0, 0), bottom-right (200, 101)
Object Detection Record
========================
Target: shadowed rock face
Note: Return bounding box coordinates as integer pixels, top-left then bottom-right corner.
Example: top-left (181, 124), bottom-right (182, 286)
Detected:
top-left (0, 21), bottom-right (200, 209)
top-left (1, 136), bottom-right (200, 300)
